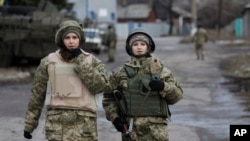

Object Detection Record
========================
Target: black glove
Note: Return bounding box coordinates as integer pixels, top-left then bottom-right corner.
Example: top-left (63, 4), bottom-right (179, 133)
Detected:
top-left (112, 117), bottom-right (124, 132)
top-left (69, 48), bottom-right (82, 58)
top-left (149, 80), bottom-right (165, 91)
top-left (24, 131), bottom-right (32, 139)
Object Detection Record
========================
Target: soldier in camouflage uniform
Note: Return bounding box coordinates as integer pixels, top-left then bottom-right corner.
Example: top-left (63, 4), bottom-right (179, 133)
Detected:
top-left (105, 25), bottom-right (117, 63)
top-left (192, 24), bottom-right (208, 60)
top-left (102, 28), bottom-right (183, 141)
top-left (23, 20), bottom-right (109, 141)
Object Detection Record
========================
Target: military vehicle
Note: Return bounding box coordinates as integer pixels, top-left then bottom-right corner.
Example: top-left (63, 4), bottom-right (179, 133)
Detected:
top-left (0, 0), bottom-right (76, 67)
top-left (83, 28), bottom-right (103, 54)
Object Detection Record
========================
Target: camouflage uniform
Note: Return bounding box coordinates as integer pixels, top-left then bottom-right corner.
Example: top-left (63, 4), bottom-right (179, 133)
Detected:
top-left (105, 25), bottom-right (117, 62)
top-left (192, 26), bottom-right (208, 60)
top-left (102, 28), bottom-right (183, 141)
top-left (24, 20), bottom-right (109, 141)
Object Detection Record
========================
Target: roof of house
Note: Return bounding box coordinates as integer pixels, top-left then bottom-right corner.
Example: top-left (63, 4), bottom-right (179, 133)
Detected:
top-left (172, 5), bottom-right (192, 18)
top-left (117, 1), bottom-right (191, 20)
top-left (117, 4), bottom-right (151, 19)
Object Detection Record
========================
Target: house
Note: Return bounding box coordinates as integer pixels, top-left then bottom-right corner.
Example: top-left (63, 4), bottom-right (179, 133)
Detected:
top-left (68, 0), bottom-right (193, 37)
top-left (117, 0), bottom-right (192, 35)
top-left (117, 3), bottom-right (156, 22)
top-left (171, 5), bottom-right (192, 35)
top-left (117, 0), bottom-right (192, 22)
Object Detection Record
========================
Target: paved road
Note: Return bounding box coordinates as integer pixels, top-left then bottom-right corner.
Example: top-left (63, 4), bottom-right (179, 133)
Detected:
top-left (0, 36), bottom-right (250, 141)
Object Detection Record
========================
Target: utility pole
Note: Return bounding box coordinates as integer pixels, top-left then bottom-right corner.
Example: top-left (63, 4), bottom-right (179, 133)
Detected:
top-left (191, 0), bottom-right (197, 28)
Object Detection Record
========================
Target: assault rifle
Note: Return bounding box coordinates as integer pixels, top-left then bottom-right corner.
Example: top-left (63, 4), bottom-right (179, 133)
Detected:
top-left (113, 90), bottom-right (131, 141)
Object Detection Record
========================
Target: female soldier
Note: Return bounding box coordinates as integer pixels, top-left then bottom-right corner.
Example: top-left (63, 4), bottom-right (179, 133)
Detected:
top-left (102, 28), bottom-right (183, 141)
top-left (24, 20), bottom-right (109, 141)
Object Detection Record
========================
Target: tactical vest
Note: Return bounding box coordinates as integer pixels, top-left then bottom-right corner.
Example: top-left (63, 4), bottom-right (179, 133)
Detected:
top-left (45, 50), bottom-right (97, 113)
top-left (119, 64), bottom-right (170, 118)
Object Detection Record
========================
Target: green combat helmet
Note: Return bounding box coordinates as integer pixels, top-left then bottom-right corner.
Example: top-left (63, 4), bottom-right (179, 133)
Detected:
top-left (125, 27), bottom-right (155, 56)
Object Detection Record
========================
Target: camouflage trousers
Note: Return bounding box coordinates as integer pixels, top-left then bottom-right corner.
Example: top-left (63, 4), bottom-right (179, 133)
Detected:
top-left (122, 117), bottom-right (169, 141)
top-left (195, 44), bottom-right (204, 60)
top-left (44, 109), bottom-right (97, 141)
top-left (108, 41), bottom-right (116, 61)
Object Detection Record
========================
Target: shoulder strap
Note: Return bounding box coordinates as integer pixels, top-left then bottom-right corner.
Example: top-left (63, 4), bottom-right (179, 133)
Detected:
top-left (123, 65), bottom-right (136, 78)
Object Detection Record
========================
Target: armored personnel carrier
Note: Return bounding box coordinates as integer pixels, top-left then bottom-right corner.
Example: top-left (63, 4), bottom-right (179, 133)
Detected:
top-left (0, 0), bottom-right (76, 67)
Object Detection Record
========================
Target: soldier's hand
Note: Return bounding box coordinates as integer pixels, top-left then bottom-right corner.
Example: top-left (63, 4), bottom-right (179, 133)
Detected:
top-left (24, 131), bottom-right (32, 139)
top-left (149, 80), bottom-right (165, 91)
top-left (69, 48), bottom-right (82, 58)
top-left (112, 117), bottom-right (124, 132)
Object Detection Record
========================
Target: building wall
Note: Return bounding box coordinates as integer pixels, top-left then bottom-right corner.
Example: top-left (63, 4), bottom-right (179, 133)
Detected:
top-left (116, 21), bottom-right (193, 39)
top-left (116, 22), bottom-right (170, 39)
top-left (68, 0), bottom-right (117, 23)
top-left (67, 0), bottom-right (85, 21)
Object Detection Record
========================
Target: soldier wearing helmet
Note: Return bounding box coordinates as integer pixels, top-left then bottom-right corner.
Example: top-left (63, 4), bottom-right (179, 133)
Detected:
top-left (102, 27), bottom-right (183, 141)
top-left (105, 25), bottom-right (117, 63)
top-left (24, 20), bottom-right (109, 141)
top-left (192, 24), bottom-right (208, 60)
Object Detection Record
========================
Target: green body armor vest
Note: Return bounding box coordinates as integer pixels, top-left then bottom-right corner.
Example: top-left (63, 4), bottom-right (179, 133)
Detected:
top-left (117, 65), bottom-right (171, 118)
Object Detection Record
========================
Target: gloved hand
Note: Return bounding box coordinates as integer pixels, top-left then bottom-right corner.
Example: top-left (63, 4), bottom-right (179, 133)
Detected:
top-left (69, 48), bottom-right (82, 58)
top-left (149, 80), bottom-right (165, 91)
top-left (112, 117), bottom-right (124, 132)
top-left (24, 131), bottom-right (32, 139)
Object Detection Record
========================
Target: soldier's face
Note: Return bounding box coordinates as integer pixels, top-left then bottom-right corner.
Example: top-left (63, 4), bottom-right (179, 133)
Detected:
top-left (63, 33), bottom-right (80, 50)
top-left (132, 41), bottom-right (148, 56)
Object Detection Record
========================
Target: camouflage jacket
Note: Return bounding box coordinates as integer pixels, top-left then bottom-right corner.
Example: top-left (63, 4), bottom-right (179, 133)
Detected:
top-left (103, 29), bottom-right (117, 46)
top-left (102, 56), bottom-right (183, 122)
top-left (192, 28), bottom-right (208, 45)
top-left (24, 50), bottom-right (109, 133)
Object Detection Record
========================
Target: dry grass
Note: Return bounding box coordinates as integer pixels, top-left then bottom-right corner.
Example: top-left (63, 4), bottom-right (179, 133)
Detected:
top-left (220, 54), bottom-right (250, 78)
top-left (179, 29), bottom-right (250, 46)
top-left (220, 54), bottom-right (250, 111)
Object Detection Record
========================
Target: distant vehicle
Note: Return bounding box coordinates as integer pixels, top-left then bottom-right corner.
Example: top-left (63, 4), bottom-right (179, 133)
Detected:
top-left (82, 28), bottom-right (102, 54)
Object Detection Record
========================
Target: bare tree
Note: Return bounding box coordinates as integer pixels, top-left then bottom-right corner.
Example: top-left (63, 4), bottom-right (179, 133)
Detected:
top-left (197, 0), bottom-right (248, 28)
top-left (158, 0), bottom-right (173, 35)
